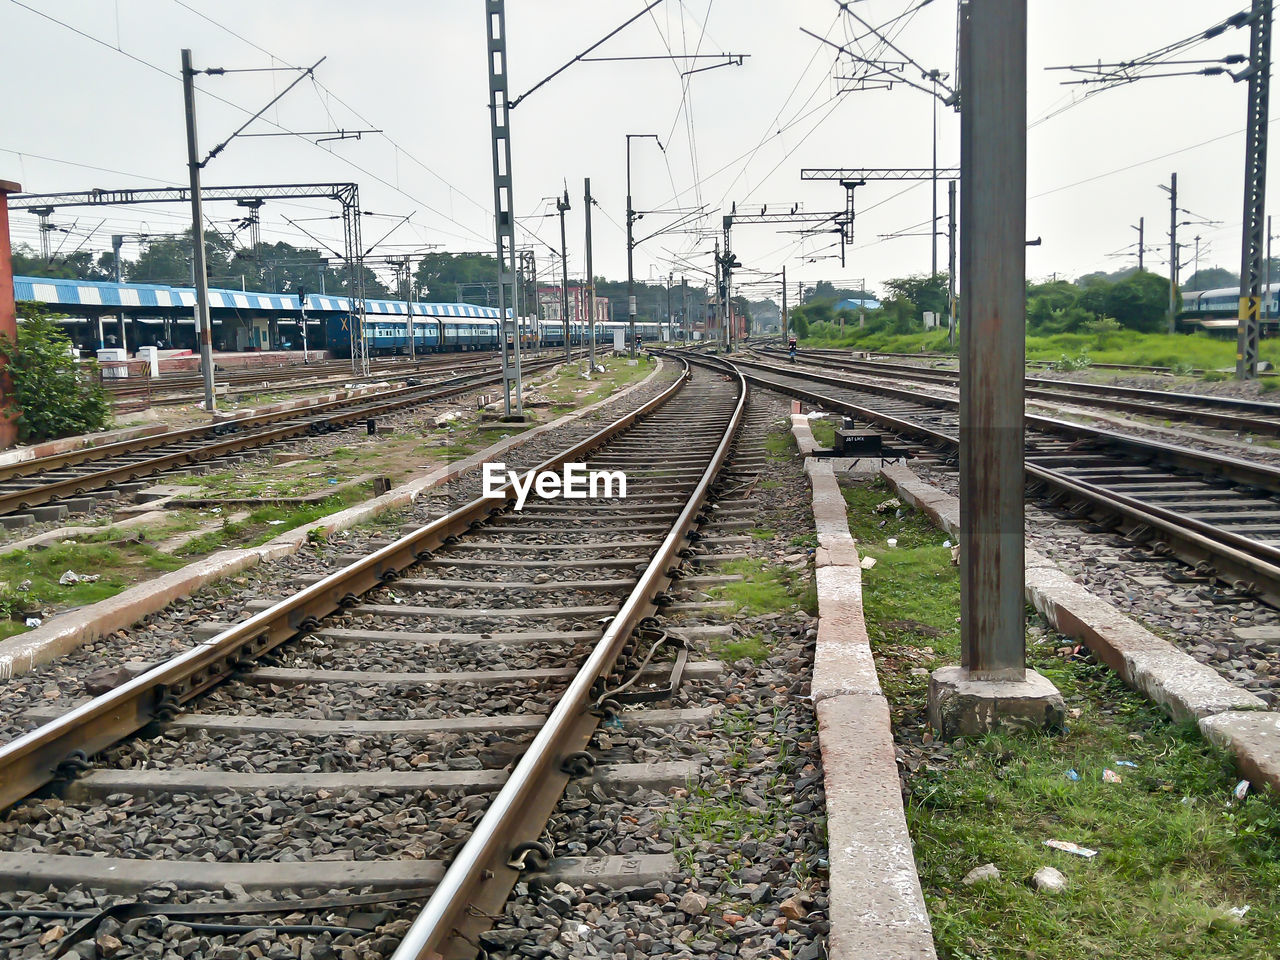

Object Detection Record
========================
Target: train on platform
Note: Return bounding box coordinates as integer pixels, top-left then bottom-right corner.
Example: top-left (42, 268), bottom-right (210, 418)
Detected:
top-left (331, 315), bottom-right (668, 357)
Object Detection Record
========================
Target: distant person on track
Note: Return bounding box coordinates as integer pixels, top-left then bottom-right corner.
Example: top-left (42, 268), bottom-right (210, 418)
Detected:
top-left (788, 336), bottom-right (797, 362)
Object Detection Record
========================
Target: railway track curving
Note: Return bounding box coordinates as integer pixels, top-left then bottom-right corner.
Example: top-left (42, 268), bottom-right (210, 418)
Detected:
top-left (0, 358), bottom-right (748, 960)
top-left (0, 353), bottom-right (579, 522)
top-left (702, 352), bottom-right (1280, 609)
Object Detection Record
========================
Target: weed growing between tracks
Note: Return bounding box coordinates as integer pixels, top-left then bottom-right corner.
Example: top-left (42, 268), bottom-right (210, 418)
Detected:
top-left (842, 478), bottom-right (1280, 959)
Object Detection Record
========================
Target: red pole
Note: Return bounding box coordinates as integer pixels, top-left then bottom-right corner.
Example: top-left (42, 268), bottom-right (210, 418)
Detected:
top-left (0, 180), bottom-right (21, 450)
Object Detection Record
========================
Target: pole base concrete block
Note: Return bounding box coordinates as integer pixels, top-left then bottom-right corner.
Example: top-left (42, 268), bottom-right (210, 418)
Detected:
top-left (927, 665), bottom-right (1065, 739)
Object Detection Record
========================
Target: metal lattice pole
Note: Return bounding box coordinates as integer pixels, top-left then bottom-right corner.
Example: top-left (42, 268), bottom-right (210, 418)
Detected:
top-left (1238, 0), bottom-right (1273, 379)
top-left (341, 186), bottom-right (369, 377)
top-left (485, 0), bottom-right (523, 416)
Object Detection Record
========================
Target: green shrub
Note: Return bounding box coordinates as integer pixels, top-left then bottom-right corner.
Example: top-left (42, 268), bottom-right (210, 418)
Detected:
top-left (1050, 352), bottom-right (1093, 372)
top-left (3, 309), bottom-right (110, 443)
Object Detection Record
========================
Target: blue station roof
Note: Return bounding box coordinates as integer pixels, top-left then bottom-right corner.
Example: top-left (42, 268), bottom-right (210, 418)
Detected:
top-left (13, 275), bottom-right (505, 319)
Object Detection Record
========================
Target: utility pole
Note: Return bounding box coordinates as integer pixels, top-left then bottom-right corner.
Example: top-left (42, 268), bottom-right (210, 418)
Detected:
top-left (483, 0), bottom-right (523, 417)
top-left (181, 48), bottom-right (217, 412)
top-left (682, 276), bottom-right (689, 342)
top-left (402, 258), bottom-right (416, 361)
top-left (781, 265), bottom-right (788, 340)
top-left (1268, 214), bottom-right (1274, 326)
top-left (298, 287), bottom-right (310, 363)
top-left (625, 134), bottom-right (662, 359)
top-left (947, 178), bottom-right (957, 347)
top-left (931, 0), bottom-right (1062, 738)
top-left (1237, 0), bottom-right (1272, 379)
top-left (557, 189), bottom-right (571, 363)
top-left (1159, 172), bottom-right (1178, 333)
top-left (584, 177), bottom-right (596, 373)
top-left (1133, 217), bottom-right (1145, 271)
top-left (666, 272), bottom-right (673, 343)
top-left (109, 234), bottom-right (122, 352)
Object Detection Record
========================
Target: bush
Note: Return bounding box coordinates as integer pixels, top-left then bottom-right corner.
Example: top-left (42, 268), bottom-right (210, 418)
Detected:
top-left (1050, 353), bottom-right (1092, 372)
top-left (3, 310), bottom-right (110, 443)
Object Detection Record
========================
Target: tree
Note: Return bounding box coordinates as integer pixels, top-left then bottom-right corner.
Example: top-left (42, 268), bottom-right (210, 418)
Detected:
top-left (883, 273), bottom-right (948, 322)
top-left (790, 306), bottom-right (810, 338)
top-left (4, 305), bottom-right (110, 443)
top-left (10, 244), bottom-right (112, 281)
top-left (1076, 269), bottom-right (1169, 333)
top-left (1182, 266), bottom-right (1238, 291)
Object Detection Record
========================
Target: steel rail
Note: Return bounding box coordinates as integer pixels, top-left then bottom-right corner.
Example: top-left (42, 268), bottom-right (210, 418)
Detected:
top-left (705, 354), bottom-right (1280, 610)
top-left (391, 362), bottom-right (747, 960)
top-left (0, 357), bottom-right (577, 515)
top-left (757, 347), bottom-right (1280, 433)
top-left (0, 359), bottom-right (694, 810)
top-left (733, 354), bottom-right (1280, 496)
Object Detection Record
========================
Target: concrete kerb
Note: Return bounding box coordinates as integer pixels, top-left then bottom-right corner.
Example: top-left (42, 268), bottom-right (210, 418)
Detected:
top-left (0, 361), bottom-right (665, 680)
top-left (878, 462), bottom-right (1280, 792)
top-left (790, 415), bottom-right (937, 960)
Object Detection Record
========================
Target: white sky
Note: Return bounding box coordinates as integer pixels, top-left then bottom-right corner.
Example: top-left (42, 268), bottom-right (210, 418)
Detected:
top-left (0, 0), bottom-right (1270, 301)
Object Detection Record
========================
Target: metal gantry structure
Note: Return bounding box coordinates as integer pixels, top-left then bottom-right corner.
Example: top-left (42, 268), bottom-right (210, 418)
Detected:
top-left (1238, 0), bottom-right (1273, 379)
top-left (8, 182), bottom-right (370, 378)
top-left (484, 0), bottom-right (524, 418)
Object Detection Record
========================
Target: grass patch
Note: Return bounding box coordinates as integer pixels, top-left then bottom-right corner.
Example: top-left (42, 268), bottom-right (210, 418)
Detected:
top-left (799, 326), bottom-right (1280, 375)
top-left (178, 489), bottom-right (365, 556)
top-left (0, 538), bottom-right (188, 635)
top-left (712, 633), bottom-right (772, 664)
top-left (662, 706), bottom-right (818, 892)
top-left (765, 429), bottom-right (796, 460)
top-left (809, 417), bottom-right (836, 447)
top-left (710, 557), bottom-right (817, 617)
top-left (843, 477), bottom-right (1280, 960)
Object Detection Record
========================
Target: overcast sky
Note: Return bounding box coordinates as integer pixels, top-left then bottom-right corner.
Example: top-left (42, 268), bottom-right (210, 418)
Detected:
top-left (0, 0), bottom-right (1270, 301)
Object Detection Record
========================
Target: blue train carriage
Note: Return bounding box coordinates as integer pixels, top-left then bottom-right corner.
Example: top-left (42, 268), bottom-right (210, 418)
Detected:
top-left (325, 300), bottom-right (503, 356)
top-left (1179, 283), bottom-right (1280, 336)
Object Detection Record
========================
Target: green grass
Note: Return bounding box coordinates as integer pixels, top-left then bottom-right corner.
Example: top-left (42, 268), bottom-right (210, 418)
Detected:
top-left (662, 705), bottom-right (818, 894)
top-left (0, 539), bottom-right (188, 633)
top-left (800, 326), bottom-right (1280, 374)
top-left (178, 489), bottom-right (366, 556)
top-left (809, 417), bottom-right (836, 448)
top-left (712, 633), bottom-right (771, 664)
top-left (841, 478), bottom-right (1280, 960)
top-left (710, 556), bottom-right (817, 617)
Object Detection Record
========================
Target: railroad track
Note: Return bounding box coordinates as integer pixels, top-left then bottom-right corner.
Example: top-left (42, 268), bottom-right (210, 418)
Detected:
top-left (707, 352), bottom-right (1280, 609)
top-left (796, 345), bottom-right (1279, 380)
top-left (0, 354), bottom-right (579, 523)
top-left (0, 359), bottom-right (747, 959)
top-left (103, 351), bottom-right (547, 408)
top-left (757, 346), bottom-right (1280, 439)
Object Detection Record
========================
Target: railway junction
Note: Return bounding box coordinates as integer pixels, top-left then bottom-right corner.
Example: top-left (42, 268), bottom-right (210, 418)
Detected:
top-left (3, 2), bottom-right (1280, 960)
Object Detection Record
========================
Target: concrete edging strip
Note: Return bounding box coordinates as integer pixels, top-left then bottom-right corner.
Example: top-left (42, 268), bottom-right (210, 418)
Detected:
top-left (790, 414), bottom-right (937, 960)
top-left (0, 361), bottom-right (664, 679)
top-left (878, 462), bottom-right (1278, 791)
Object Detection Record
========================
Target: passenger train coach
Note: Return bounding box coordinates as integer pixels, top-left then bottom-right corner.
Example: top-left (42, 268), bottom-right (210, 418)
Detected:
top-left (344, 313), bottom-right (668, 357)
top-left (1179, 283), bottom-right (1280, 336)
top-left (12, 275), bottom-right (672, 356)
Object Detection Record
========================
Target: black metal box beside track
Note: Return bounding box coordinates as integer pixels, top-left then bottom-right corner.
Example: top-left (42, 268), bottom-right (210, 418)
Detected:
top-left (834, 428), bottom-right (882, 457)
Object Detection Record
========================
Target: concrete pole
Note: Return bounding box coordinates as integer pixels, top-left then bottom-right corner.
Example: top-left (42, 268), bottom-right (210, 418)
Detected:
top-left (404, 259), bottom-right (415, 362)
top-left (182, 48), bottom-right (217, 412)
top-left (0, 180), bottom-right (21, 450)
top-left (557, 189), bottom-right (571, 363)
top-left (1161, 172), bottom-right (1178, 333)
top-left (682, 276), bottom-right (689, 341)
top-left (948, 178), bottom-right (957, 347)
top-left (626, 142), bottom-right (636, 359)
top-left (781, 265), bottom-right (788, 340)
top-left (958, 0), bottom-right (1027, 682)
top-left (584, 177), bottom-right (596, 373)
